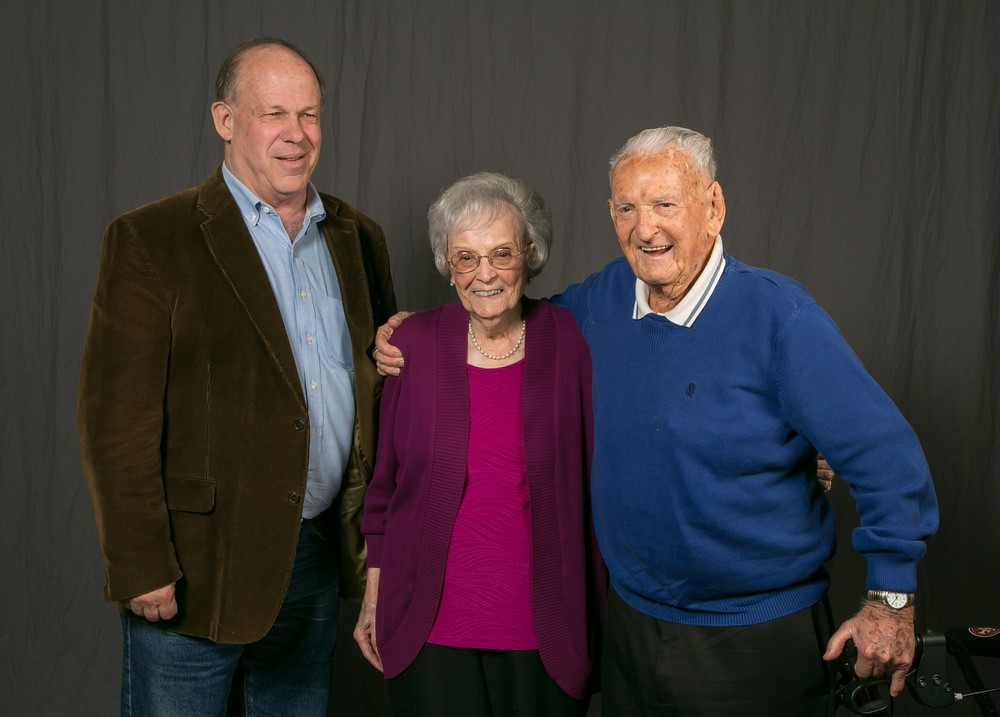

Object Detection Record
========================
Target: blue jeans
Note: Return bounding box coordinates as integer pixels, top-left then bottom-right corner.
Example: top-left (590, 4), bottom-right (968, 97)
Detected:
top-left (120, 515), bottom-right (339, 717)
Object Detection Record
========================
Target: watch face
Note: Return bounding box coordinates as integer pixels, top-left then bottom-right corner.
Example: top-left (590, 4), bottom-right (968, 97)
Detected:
top-left (886, 592), bottom-right (908, 609)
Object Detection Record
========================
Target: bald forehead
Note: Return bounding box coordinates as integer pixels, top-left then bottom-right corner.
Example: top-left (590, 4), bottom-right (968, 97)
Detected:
top-left (230, 44), bottom-right (320, 101)
top-left (240, 43), bottom-right (302, 66)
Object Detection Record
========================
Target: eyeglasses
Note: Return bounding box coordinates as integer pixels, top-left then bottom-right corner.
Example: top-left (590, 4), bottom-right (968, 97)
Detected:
top-left (447, 247), bottom-right (528, 274)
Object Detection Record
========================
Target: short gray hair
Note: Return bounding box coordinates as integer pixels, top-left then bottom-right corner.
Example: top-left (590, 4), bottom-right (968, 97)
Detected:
top-left (608, 126), bottom-right (717, 184)
top-left (428, 172), bottom-right (552, 279)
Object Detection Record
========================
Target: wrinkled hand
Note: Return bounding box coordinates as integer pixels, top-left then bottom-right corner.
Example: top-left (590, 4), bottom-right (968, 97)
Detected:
top-left (817, 453), bottom-right (835, 493)
top-left (353, 568), bottom-right (383, 672)
top-left (123, 583), bottom-right (178, 622)
top-left (824, 601), bottom-right (915, 696)
top-left (373, 312), bottom-right (411, 377)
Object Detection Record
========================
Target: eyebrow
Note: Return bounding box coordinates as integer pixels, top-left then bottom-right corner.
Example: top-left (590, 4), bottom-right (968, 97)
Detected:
top-left (614, 193), bottom-right (679, 205)
top-left (451, 243), bottom-right (518, 252)
top-left (259, 104), bottom-right (321, 113)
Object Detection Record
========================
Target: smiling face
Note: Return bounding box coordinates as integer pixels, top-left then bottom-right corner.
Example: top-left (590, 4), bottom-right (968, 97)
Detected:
top-left (608, 147), bottom-right (725, 312)
top-left (211, 44), bottom-right (322, 212)
top-left (449, 210), bottom-right (528, 325)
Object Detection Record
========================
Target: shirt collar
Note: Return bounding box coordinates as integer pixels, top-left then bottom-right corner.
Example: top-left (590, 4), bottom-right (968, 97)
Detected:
top-left (221, 162), bottom-right (326, 228)
top-left (633, 234), bottom-right (726, 326)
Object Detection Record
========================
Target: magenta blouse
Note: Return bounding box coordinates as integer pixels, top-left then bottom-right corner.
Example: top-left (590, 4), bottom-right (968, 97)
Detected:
top-left (427, 360), bottom-right (536, 649)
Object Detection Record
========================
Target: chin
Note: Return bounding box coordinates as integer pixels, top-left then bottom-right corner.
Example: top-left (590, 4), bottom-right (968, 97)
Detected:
top-left (634, 258), bottom-right (679, 283)
top-left (473, 304), bottom-right (518, 319)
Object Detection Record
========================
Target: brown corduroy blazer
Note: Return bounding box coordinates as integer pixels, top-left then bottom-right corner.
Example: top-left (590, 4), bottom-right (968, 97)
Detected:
top-left (77, 166), bottom-right (396, 643)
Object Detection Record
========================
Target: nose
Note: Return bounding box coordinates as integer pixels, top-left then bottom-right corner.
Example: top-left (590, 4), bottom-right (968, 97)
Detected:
top-left (281, 115), bottom-right (307, 142)
top-left (474, 255), bottom-right (499, 281)
top-left (634, 206), bottom-right (659, 241)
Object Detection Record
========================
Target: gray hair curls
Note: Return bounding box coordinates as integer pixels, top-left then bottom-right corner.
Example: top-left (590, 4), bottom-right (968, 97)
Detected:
top-left (428, 172), bottom-right (552, 279)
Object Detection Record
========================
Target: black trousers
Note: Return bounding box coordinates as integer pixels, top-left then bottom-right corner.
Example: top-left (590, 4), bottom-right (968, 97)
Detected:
top-left (386, 643), bottom-right (589, 717)
top-left (601, 587), bottom-right (836, 717)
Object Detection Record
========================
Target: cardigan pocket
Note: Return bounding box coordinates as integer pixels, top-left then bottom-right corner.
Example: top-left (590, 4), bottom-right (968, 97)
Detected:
top-left (164, 474), bottom-right (216, 514)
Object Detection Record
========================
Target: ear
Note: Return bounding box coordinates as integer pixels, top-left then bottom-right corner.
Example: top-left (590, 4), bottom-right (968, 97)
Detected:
top-left (706, 181), bottom-right (726, 236)
top-left (211, 101), bottom-right (234, 142)
top-left (607, 198), bottom-right (617, 225)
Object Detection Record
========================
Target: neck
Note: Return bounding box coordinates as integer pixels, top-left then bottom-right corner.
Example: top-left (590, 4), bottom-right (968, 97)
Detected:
top-left (278, 208), bottom-right (306, 241)
top-left (468, 311), bottom-right (526, 364)
top-left (647, 285), bottom-right (687, 313)
top-left (469, 308), bottom-right (522, 340)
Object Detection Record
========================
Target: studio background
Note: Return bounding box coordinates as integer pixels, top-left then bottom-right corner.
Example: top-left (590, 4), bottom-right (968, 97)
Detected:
top-left (2, 1), bottom-right (997, 715)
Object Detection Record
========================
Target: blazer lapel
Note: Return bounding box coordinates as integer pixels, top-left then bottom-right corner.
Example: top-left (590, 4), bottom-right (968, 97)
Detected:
top-left (321, 200), bottom-right (374, 354)
top-left (197, 168), bottom-right (305, 408)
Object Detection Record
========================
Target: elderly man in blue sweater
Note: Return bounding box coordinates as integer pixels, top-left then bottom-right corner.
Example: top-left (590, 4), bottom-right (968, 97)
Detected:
top-left (375, 126), bottom-right (938, 716)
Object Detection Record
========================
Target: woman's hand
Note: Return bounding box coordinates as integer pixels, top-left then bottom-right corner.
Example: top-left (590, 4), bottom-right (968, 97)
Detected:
top-left (817, 453), bottom-right (835, 493)
top-left (353, 568), bottom-right (383, 672)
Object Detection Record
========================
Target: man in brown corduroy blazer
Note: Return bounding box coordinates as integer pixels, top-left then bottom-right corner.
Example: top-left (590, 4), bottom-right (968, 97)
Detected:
top-left (77, 36), bottom-right (395, 715)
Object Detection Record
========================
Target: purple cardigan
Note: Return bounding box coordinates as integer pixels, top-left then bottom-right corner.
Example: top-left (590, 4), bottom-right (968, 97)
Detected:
top-left (362, 299), bottom-right (605, 699)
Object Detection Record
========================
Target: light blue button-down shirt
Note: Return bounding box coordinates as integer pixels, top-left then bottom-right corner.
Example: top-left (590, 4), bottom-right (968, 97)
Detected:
top-left (223, 164), bottom-right (355, 519)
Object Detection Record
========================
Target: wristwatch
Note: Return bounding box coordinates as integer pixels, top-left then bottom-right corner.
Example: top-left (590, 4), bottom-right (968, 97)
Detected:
top-left (867, 589), bottom-right (916, 610)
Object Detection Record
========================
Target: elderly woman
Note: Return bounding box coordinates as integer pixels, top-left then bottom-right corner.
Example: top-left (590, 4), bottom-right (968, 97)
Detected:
top-left (353, 172), bottom-right (603, 716)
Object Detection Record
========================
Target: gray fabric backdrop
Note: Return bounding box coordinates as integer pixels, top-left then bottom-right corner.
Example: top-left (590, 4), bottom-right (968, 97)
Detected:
top-left (2, 1), bottom-right (997, 715)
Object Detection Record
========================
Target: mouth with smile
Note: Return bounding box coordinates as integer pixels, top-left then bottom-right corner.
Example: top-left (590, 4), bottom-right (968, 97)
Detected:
top-left (276, 153), bottom-right (308, 166)
top-left (639, 245), bottom-right (673, 256)
top-left (473, 288), bottom-right (504, 297)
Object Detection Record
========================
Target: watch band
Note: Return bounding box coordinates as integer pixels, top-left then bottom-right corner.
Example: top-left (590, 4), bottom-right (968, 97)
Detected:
top-left (866, 589), bottom-right (916, 610)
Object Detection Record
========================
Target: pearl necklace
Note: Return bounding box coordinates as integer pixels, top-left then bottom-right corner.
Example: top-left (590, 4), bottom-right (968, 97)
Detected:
top-left (468, 319), bottom-right (526, 361)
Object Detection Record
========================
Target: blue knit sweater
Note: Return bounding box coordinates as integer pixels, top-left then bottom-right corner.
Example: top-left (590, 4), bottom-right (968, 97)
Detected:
top-left (552, 255), bottom-right (938, 627)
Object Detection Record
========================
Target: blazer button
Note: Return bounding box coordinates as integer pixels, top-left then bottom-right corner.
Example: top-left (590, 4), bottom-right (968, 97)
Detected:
top-left (288, 492), bottom-right (301, 504)
top-left (293, 418), bottom-right (306, 430)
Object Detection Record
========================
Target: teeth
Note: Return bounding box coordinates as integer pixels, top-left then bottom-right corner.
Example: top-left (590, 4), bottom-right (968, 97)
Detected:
top-left (641, 246), bottom-right (669, 252)
top-left (476, 289), bottom-right (502, 296)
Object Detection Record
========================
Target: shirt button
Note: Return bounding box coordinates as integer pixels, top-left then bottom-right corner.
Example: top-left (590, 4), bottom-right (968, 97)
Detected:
top-left (288, 492), bottom-right (301, 504)
top-left (306, 335), bottom-right (314, 344)
top-left (310, 381), bottom-right (318, 390)
top-left (299, 290), bottom-right (308, 300)
top-left (293, 418), bottom-right (306, 430)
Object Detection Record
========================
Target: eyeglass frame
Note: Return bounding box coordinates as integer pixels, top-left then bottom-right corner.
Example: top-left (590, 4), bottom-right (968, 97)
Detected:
top-left (446, 246), bottom-right (529, 274)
